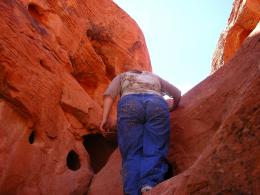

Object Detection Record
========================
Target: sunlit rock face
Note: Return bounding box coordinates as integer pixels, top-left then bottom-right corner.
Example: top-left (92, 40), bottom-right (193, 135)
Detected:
top-left (89, 1), bottom-right (260, 195)
top-left (0, 0), bottom-right (150, 194)
top-left (212, 0), bottom-right (260, 72)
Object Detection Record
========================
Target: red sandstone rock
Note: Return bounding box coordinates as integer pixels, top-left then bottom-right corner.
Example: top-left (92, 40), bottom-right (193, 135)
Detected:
top-left (0, 0), bottom-right (150, 194)
top-left (89, 2), bottom-right (260, 195)
top-left (212, 0), bottom-right (260, 72)
top-left (88, 149), bottom-right (124, 195)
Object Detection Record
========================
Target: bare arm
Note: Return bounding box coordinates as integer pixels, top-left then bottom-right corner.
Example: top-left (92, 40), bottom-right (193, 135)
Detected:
top-left (100, 75), bottom-right (121, 133)
top-left (100, 95), bottom-right (114, 133)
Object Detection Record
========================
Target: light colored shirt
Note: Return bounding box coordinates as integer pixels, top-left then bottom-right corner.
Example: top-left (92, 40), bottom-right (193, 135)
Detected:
top-left (104, 71), bottom-right (181, 103)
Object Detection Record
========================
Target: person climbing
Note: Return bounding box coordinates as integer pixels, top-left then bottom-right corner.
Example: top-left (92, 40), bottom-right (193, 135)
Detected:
top-left (100, 69), bottom-right (181, 195)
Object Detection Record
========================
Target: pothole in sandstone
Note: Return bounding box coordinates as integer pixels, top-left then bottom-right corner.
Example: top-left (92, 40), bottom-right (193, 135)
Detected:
top-left (82, 134), bottom-right (117, 173)
top-left (28, 130), bottom-right (35, 144)
top-left (67, 150), bottom-right (81, 171)
top-left (28, 3), bottom-right (47, 26)
top-left (28, 4), bottom-right (41, 19)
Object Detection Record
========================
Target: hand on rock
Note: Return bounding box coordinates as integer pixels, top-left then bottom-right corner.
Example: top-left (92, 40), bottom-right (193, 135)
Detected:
top-left (166, 98), bottom-right (175, 112)
top-left (100, 118), bottom-right (115, 136)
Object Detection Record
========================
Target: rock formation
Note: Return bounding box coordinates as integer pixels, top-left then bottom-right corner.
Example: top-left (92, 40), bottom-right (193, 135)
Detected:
top-left (89, 1), bottom-right (260, 194)
top-left (0, 0), bottom-right (150, 194)
top-left (212, 0), bottom-right (260, 72)
top-left (0, 0), bottom-right (259, 195)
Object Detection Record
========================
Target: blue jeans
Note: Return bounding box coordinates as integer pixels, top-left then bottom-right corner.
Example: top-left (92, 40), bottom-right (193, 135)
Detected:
top-left (117, 94), bottom-right (170, 195)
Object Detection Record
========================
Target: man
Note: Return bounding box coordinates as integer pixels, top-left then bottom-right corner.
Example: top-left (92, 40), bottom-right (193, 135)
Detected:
top-left (100, 70), bottom-right (181, 195)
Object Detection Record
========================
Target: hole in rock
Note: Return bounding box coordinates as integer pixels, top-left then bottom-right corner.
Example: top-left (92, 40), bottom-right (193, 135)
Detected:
top-left (128, 41), bottom-right (142, 53)
top-left (67, 150), bottom-right (81, 171)
top-left (86, 29), bottom-right (94, 40)
top-left (39, 59), bottom-right (52, 72)
top-left (28, 3), bottom-right (46, 25)
top-left (83, 134), bottom-right (117, 173)
top-left (29, 131), bottom-right (35, 144)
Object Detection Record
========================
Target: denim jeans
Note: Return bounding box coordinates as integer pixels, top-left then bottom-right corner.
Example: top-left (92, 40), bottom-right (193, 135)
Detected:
top-left (117, 94), bottom-right (170, 195)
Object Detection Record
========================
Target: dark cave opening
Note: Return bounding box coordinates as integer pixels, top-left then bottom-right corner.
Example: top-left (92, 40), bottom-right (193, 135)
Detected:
top-left (29, 130), bottom-right (35, 144)
top-left (28, 4), bottom-right (43, 21)
top-left (165, 160), bottom-right (176, 180)
top-left (67, 150), bottom-right (81, 171)
top-left (82, 134), bottom-right (117, 174)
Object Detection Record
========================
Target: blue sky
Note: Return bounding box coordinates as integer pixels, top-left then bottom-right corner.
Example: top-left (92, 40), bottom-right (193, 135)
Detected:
top-left (113, 0), bottom-right (233, 94)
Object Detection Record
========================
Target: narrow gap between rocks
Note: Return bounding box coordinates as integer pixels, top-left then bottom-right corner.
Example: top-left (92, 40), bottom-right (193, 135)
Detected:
top-left (82, 134), bottom-right (117, 173)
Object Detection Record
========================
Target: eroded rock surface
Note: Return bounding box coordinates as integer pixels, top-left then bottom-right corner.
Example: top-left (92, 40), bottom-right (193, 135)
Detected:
top-left (0, 0), bottom-right (150, 194)
top-left (212, 0), bottom-right (260, 72)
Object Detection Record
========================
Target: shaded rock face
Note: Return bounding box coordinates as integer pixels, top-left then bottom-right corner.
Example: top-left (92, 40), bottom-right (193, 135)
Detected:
top-left (89, 1), bottom-right (260, 195)
top-left (212, 0), bottom-right (260, 72)
top-left (0, 0), bottom-right (150, 194)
